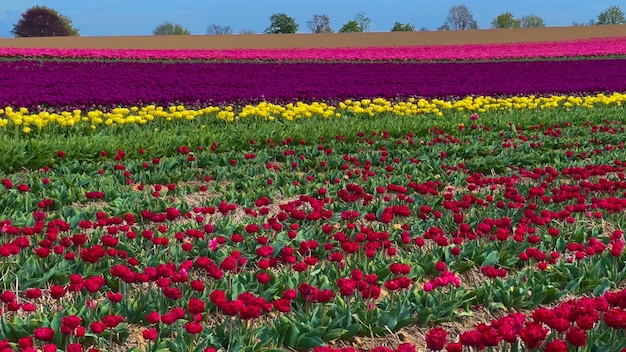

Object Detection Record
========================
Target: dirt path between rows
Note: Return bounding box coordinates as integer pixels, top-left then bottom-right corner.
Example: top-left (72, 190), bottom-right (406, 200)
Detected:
top-left (1, 25), bottom-right (625, 49)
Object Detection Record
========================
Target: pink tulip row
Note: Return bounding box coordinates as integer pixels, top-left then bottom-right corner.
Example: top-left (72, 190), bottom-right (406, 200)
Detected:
top-left (1, 37), bottom-right (625, 61)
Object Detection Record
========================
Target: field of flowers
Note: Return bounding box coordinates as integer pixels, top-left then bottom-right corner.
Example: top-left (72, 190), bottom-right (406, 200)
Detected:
top-left (1, 33), bottom-right (626, 352)
top-left (2, 37), bottom-right (626, 61)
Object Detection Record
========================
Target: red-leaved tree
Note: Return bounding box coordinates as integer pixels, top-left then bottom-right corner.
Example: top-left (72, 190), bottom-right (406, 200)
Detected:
top-left (12, 5), bottom-right (79, 37)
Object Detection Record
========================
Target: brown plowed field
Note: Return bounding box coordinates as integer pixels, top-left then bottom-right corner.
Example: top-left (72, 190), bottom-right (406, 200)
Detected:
top-left (1, 25), bottom-right (625, 49)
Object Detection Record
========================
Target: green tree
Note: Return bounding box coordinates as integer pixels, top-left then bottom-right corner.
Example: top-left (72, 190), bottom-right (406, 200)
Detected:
top-left (596, 5), bottom-right (625, 25)
top-left (264, 13), bottom-right (298, 34)
top-left (339, 12), bottom-right (372, 33)
top-left (491, 12), bottom-right (521, 29)
top-left (12, 5), bottom-right (79, 37)
top-left (439, 5), bottom-right (478, 30)
top-left (520, 14), bottom-right (546, 28)
top-left (153, 22), bottom-right (190, 35)
top-left (338, 20), bottom-right (362, 33)
top-left (307, 14), bottom-right (333, 33)
top-left (391, 22), bottom-right (416, 31)
top-left (207, 24), bottom-right (233, 35)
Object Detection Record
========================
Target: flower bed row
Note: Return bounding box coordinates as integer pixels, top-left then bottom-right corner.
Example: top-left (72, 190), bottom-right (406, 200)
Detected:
top-left (317, 288), bottom-right (626, 351)
top-left (1, 59), bottom-right (626, 110)
top-left (1, 37), bottom-right (625, 62)
top-left (2, 93), bottom-right (626, 134)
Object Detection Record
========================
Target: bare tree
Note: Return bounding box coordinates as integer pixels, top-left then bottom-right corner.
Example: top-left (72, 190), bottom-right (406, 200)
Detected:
top-left (439, 5), bottom-right (478, 30)
top-left (307, 14), bottom-right (333, 33)
top-left (239, 29), bottom-right (256, 34)
top-left (207, 24), bottom-right (233, 35)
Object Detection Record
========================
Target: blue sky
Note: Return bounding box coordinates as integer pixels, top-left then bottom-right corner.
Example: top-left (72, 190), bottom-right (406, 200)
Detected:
top-left (0, 0), bottom-right (619, 37)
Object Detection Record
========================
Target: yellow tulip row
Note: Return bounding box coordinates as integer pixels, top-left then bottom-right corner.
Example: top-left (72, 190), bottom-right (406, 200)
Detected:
top-left (0, 93), bottom-right (624, 133)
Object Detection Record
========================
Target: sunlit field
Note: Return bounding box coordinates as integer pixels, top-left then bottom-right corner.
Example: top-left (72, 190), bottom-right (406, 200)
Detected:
top-left (1, 33), bottom-right (626, 352)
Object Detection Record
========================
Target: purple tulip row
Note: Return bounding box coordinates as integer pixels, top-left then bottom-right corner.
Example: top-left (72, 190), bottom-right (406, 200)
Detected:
top-left (1, 58), bottom-right (626, 109)
top-left (1, 37), bottom-right (625, 61)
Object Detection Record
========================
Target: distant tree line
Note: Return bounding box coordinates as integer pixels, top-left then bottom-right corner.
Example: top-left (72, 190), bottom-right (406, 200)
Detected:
top-left (9, 4), bottom-right (626, 38)
top-left (490, 12), bottom-right (546, 29)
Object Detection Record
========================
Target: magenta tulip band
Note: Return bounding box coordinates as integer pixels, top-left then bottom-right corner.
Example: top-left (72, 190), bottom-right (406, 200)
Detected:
top-left (1, 58), bottom-right (625, 109)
